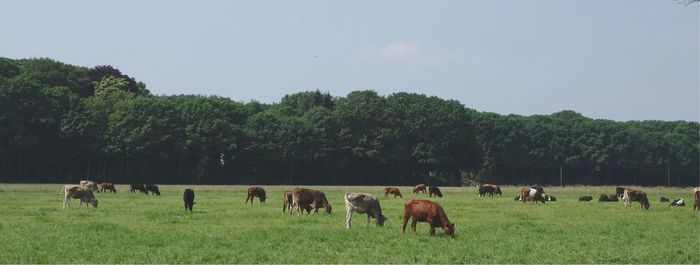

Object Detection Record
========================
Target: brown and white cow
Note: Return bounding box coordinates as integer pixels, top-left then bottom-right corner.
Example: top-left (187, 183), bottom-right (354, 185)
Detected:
top-left (100, 182), bottom-right (116, 193)
top-left (344, 192), bottom-right (386, 229)
top-left (402, 199), bottom-right (454, 237)
top-left (478, 183), bottom-right (502, 197)
top-left (384, 187), bottom-right (402, 198)
top-left (246, 186), bottom-right (267, 204)
top-left (79, 180), bottom-right (99, 193)
top-left (521, 187), bottom-right (546, 204)
top-left (290, 188), bottom-right (332, 215)
top-left (412, 184), bottom-right (427, 194)
top-left (623, 188), bottom-right (650, 210)
top-left (62, 185), bottom-right (98, 209)
top-left (692, 187), bottom-right (700, 211)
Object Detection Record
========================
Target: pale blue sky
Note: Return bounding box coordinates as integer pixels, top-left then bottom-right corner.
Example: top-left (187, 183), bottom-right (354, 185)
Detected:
top-left (1, 0), bottom-right (697, 121)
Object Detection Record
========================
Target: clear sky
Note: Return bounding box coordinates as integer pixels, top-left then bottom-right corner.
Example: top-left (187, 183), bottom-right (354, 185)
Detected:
top-left (1, 0), bottom-right (698, 121)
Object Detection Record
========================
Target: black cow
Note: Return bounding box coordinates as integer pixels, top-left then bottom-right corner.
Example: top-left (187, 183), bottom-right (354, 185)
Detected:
top-left (514, 195), bottom-right (522, 201)
top-left (544, 195), bottom-right (556, 201)
top-left (660, 197), bottom-right (670, 202)
top-left (429, 186), bottom-right (443, 198)
top-left (599, 194), bottom-right (619, 202)
top-left (615, 187), bottom-right (625, 199)
top-left (145, 184), bottom-right (160, 196)
top-left (578, 195), bottom-right (593, 201)
top-left (130, 184), bottom-right (146, 194)
top-left (183, 189), bottom-right (195, 212)
top-left (479, 186), bottom-right (495, 197)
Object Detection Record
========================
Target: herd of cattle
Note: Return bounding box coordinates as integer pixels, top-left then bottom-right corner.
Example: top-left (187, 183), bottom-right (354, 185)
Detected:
top-left (60, 181), bottom-right (700, 237)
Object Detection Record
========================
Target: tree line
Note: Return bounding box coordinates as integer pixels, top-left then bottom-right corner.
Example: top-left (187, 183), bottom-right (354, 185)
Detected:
top-left (0, 57), bottom-right (697, 186)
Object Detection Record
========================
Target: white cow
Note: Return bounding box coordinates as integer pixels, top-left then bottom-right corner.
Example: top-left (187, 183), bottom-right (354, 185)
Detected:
top-left (79, 180), bottom-right (99, 192)
top-left (62, 185), bottom-right (98, 209)
top-left (344, 192), bottom-right (386, 229)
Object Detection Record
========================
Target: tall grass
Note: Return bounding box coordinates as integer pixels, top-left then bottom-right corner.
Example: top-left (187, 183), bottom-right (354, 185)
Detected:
top-left (0, 184), bottom-right (697, 263)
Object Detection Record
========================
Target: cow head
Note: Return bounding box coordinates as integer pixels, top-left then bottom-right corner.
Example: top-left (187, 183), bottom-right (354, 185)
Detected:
top-left (260, 194), bottom-right (267, 203)
top-left (445, 223), bottom-right (455, 238)
top-left (377, 214), bottom-right (387, 227)
top-left (324, 204), bottom-right (332, 214)
top-left (89, 198), bottom-right (98, 208)
top-left (640, 195), bottom-right (650, 209)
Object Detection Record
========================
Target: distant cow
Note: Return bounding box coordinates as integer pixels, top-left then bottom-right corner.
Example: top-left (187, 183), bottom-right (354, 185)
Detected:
top-left (130, 184), bottom-right (146, 194)
top-left (669, 198), bottom-right (685, 207)
top-left (79, 180), bottom-right (99, 193)
top-left (145, 184), bottom-right (160, 196)
top-left (623, 188), bottom-right (650, 210)
top-left (693, 187), bottom-right (700, 211)
top-left (478, 184), bottom-right (502, 197)
top-left (544, 195), bottom-right (556, 201)
top-left (246, 187), bottom-right (267, 204)
top-left (402, 199), bottom-right (454, 238)
top-left (578, 195), bottom-right (593, 201)
top-left (183, 189), bottom-right (195, 212)
top-left (100, 183), bottom-right (116, 193)
top-left (344, 192), bottom-right (386, 229)
top-left (282, 190), bottom-right (294, 213)
top-left (290, 188), bottom-right (332, 215)
top-left (521, 187), bottom-right (545, 204)
top-left (62, 185), bottom-right (98, 209)
top-left (599, 194), bottom-right (618, 202)
top-left (429, 186), bottom-right (443, 198)
top-left (413, 184), bottom-right (427, 194)
top-left (660, 197), bottom-right (670, 202)
top-left (615, 187), bottom-right (625, 199)
top-left (384, 187), bottom-right (402, 198)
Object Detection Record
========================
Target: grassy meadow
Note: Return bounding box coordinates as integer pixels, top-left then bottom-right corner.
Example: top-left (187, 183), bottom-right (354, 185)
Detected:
top-left (0, 184), bottom-right (698, 264)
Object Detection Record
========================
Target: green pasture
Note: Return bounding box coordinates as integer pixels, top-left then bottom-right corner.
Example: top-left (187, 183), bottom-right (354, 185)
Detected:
top-left (0, 184), bottom-right (697, 264)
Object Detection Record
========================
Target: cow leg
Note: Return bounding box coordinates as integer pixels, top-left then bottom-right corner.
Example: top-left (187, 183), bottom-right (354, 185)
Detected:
top-left (411, 219), bottom-right (418, 234)
top-left (429, 225), bottom-right (436, 237)
top-left (366, 213), bottom-right (371, 227)
top-left (402, 215), bottom-right (409, 233)
top-left (345, 210), bottom-right (352, 229)
top-left (245, 195), bottom-right (249, 204)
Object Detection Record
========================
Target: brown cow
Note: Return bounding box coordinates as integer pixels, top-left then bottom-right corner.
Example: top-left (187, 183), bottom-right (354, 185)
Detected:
top-left (478, 184), bottom-right (502, 197)
top-left (623, 188), bottom-right (650, 210)
top-left (290, 188), bottom-right (332, 215)
top-left (62, 185), bottom-right (98, 209)
top-left (412, 184), bottom-right (427, 194)
top-left (282, 190), bottom-right (294, 212)
top-left (246, 186), bottom-right (267, 204)
top-left (521, 187), bottom-right (546, 204)
top-left (402, 199), bottom-right (454, 237)
top-left (384, 187), bottom-right (403, 198)
top-left (692, 187), bottom-right (700, 211)
top-left (100, 183), bottom-right (116, 193)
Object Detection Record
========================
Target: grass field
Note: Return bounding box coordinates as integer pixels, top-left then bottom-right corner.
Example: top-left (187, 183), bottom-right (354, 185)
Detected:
top-left (0, 184), bottom-right (698, 264)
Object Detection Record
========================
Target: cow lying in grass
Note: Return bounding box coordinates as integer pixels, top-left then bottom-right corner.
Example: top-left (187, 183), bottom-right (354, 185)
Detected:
top-left (344, 192), bottom-right (386, 229)
top-left (598, 194), bottom-right (618, 202)
top-left (62, 185), bottom-right (98, 209)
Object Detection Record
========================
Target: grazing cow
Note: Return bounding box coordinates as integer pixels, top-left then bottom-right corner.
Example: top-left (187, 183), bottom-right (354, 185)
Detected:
top-left (615, 187), bottom-right (626, 199)
top-left (693, 187), bottom-right (700, 211)
top-left (183, 189), bottom-right (195, 212)
top-left (130, 184), bottom-right (146, 194)
top-left (100, 183), bottom-right (116, 193)
top-left (402, 199), bottom-right (454, 238)
top-left (145, 184), bottom-right (160, 196)
top-left (520, 187), bottom-right (545, 204)
top-left (413, 184), bottom-right (427, 194)
top-left (544, 195), bottom-right (556, 201)
top-left (282, 190), bottom-right (294, 213)
top-left (623, 188), bottom-right (650, 209)
top-left (62, 185), bottom-right (98, 209)
top-left (429, 186), bottom-right (443, 198)
top-left (384, 187), bottom-right (402, 198)
top-left (478, 185), bottom-right (496, 197)
top-left (344, 192), bottom-right (386, 229)
top-left (79, 180), bottom-right (99, 193)
top-left (659, 197), bottom-right (670, 202)
top-left (246, 187), bottom-right (267, 204)
top-left (578, 195), bottom-right (593, 201)
top-left (290, 188), bottom-right (332, 215)
top-left (669, 198), bottom-right (685, 207)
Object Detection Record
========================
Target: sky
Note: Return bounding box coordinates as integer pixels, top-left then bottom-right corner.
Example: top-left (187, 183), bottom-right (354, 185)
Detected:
top-left (1, 0), bottom-right (698, 121)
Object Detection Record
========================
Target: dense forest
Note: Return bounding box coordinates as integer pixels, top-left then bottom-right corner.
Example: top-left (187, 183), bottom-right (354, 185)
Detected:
top-left (0, 57), bottom-right (697, 186)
